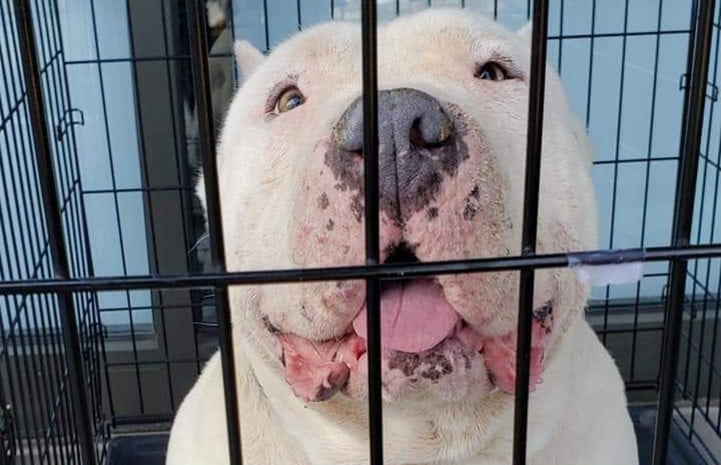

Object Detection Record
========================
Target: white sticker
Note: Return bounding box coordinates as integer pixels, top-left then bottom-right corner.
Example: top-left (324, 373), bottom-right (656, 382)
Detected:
top-left (573, 262), bottom-right (644, 286)
top-left (567, 248), bottom-right (645, 286)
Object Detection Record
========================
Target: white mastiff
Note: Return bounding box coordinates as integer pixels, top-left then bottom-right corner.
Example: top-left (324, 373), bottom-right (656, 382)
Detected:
top-left (167, 8), bottom-right (639, 465)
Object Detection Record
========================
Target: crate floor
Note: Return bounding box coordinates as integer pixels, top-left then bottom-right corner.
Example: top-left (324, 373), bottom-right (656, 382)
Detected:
top-left (107, 407), bottom-right (708, 465)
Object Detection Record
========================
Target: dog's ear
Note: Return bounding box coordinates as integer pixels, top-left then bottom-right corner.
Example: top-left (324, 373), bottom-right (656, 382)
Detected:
top-left (206, 1), bottom-right (226, 29)
top-left (234, 40), bottom-right (265, 82)
top-left (516, 21), bottom-right (533, 43)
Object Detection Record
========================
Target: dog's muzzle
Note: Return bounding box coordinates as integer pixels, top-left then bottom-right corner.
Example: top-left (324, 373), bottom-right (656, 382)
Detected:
top-left (330, 88), bottom-right (463, 223)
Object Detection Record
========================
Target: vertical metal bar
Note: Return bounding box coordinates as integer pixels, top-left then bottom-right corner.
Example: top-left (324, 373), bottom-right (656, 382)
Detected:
top-left (688, 0), bottom-right (721, 427)
top-left (0, 306), bottom-right (30, 465)
top-left (263, 0), bottom-right (270, 52)
top-left (712, 269), bottom-right (721, 429)
top-left (13, 0), bottom-right (79, 462)
top-left (2, 7), bottom-right (57, 460)
top-left (361, 1), bottom-right (382, 464)
top-left (672, 0), bottom-right (700, 233)
top-left (602, 0), bottom-right (631, 345)
top-left (630, 0), bottom-right (665, 382)
top-left (39, 0), bottom-right (99, 445)
top-left (90, 0), bottom-right (145, 413)
top-left (556, 0), bottom-right (564, 70)
top-left (185, 1), bottom-right (243, 464)
top-left (226, 0), bottom-right (236, 38)
top-left (583, 0), bottom-right (596, 128)
top-left (48, 0), bottom-right (106, 430)
top-left (159, 0), bottom-right (186, 411)
top-left (10, 0), bottom-right (69, 431)
top-left (705, 29), bottom-right (721, 417)
top-left (512, 1), bottom-right (549, 465)
top-left (652, 1), bottom-right (715, 463)
top-left (11, 1), bottom-right (97, 465)
top-left (0, 11), bottom-right (42, 464)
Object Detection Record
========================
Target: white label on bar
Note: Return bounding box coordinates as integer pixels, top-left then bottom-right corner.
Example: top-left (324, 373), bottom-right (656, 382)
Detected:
top-left (573, 262), bottom-right (644, 286)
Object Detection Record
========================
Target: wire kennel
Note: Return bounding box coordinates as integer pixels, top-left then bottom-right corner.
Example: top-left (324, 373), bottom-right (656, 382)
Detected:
top-left (2, 0), bottom-right (721, 464)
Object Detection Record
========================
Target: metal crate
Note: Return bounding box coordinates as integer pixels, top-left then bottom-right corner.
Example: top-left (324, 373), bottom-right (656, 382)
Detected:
top-left (1, 1), bottom-right (721, 464)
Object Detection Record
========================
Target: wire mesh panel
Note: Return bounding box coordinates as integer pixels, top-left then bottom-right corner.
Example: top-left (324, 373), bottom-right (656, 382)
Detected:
top-left (0, 1), bottom-right (107, 464)
top-left (60, 0), bottom-right (222, 428)
top-left (672, 5), bottom-right (721, 459)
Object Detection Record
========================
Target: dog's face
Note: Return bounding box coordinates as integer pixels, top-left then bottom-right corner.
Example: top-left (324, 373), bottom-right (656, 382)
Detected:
top-left (200, 9), bottom-right (598, 405)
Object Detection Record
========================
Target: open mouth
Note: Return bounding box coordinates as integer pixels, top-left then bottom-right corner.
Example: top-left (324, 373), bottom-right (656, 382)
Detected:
top-left (272, 242), bottom-right (553, 402)
top-left (353, 242), bottom-right (460, 353)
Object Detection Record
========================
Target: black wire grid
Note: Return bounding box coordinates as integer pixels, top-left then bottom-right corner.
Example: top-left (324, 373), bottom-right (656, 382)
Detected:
top-left (0, 1), bottom-right (107, 465)
top-left (2, 0), bottom-right (721, 465)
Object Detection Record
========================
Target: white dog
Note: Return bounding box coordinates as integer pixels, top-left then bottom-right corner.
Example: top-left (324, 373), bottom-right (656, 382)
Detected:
top-left (166, 9), bottom-right (639, 465)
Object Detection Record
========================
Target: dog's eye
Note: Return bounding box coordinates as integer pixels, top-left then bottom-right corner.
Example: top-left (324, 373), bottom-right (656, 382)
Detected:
top-left (276, 87), bottom-right (305, 113)
top-left (475, 62), bottom-right (507, 81)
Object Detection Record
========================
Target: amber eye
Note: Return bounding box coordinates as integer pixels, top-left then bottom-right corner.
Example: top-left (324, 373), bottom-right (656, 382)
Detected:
top-left (276, 87), bottom-right (305, 113)
top-left (475, 62), bottom-right (507, 81)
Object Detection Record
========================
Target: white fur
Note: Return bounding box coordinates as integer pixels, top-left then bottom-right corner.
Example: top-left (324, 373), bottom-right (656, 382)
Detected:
top-left (206, 0), bottom-right (228, 29)
top-left (167, 9), bottom-right (638, 465)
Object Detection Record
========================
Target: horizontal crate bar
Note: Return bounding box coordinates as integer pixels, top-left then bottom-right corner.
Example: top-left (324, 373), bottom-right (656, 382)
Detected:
top-left (111, 414), bottom-right (174, 426)
top-left (0, 244), bottom-right (719, 294)
top-left (625, 381), bottom-right (659, 391)
top-left (55, 28), bottom-right (691, 67)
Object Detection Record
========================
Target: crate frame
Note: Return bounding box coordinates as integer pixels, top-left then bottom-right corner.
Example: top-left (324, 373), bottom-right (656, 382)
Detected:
top-left (3, 0), bottom-right (721, 464)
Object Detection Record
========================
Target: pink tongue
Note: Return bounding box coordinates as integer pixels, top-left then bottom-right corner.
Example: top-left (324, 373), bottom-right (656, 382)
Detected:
top-left (352, 279), bottom-right (459, 353)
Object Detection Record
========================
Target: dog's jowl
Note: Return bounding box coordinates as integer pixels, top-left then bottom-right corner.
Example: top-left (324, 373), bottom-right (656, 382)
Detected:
top-left (167, 9), bottom-right (639, 465)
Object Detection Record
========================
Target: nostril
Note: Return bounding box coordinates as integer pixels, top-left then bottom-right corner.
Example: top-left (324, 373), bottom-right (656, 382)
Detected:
top-left (333, 98), bottom-right (365, 153)
top-left (409, 113), bottom-right (453, 150)
top-left (409, 119), bottom-right (426, 149)
top-left (438, 117), bottom-right (453, 143)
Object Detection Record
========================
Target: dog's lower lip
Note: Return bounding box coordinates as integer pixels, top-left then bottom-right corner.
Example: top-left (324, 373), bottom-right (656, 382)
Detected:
top-left (269, 298), bottom-right (554, 401)
top-left (262, 315), bottom-right (281, 334)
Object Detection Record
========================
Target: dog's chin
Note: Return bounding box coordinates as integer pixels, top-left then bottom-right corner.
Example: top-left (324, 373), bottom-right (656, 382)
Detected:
top-left (265, 276), bottom-right (553, 404)
top-left (344, 324), bottom-right (496, 403)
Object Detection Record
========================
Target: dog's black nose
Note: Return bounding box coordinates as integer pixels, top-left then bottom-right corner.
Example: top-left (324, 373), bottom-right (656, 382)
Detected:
top-left (335, 88), bottom-right (453, 153)
top-left (333, 88), bottom-right (457, 222)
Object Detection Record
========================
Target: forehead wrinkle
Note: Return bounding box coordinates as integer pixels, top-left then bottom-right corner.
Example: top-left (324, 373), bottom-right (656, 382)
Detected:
top-left (384, 22), bottom-right (520, 66)
top-left (261, 24), bottom-right (359, 79)
top-left (377, 34), bottom-right (501, 82)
